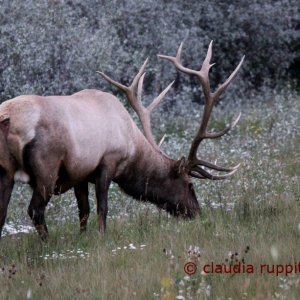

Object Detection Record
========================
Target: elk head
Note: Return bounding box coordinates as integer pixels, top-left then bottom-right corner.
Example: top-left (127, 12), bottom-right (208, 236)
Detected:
top-left (98, 41), bottom-right (244, 219)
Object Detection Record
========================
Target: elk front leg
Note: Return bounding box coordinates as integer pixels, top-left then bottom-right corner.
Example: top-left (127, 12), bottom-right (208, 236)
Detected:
top-left (74, 181), bottom-right (90, 232)
top-left (95, 162), bottom-right (115, 234)
top-left (23, 134), bottom-right (64, 240)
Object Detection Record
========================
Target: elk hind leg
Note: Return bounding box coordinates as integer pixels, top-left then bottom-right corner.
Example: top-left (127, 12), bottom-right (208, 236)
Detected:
top-left (25, 158), bottom-right (60, 240)
top-left (27, 187), bottom-right (51, 241)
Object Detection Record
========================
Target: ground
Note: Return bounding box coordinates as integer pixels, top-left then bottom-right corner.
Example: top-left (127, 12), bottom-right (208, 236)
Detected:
top-left (0, 90), bottom-right (299, 299)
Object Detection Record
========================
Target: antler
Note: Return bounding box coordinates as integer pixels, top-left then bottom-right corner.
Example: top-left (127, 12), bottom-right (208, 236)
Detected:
top-left (158, 41), bottom-right (244, 180)
top-left (97, 60), bottom-right (174, 150)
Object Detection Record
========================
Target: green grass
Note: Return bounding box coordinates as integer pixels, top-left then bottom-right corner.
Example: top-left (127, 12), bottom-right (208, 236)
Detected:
top-left (0, 91), bottom-right (299, 299)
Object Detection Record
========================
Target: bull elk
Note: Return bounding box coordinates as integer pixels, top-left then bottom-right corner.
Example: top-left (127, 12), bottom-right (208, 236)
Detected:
top-left (0, 41), bottom-right (244, 240)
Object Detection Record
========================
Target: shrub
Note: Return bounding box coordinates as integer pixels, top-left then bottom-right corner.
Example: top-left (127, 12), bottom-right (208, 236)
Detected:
top-left (0, 0), bottom-right (298, 104)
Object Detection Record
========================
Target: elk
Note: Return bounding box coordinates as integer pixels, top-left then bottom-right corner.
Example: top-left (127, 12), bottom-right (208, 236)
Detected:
top-left (0, 41), bottom-right (244, 240)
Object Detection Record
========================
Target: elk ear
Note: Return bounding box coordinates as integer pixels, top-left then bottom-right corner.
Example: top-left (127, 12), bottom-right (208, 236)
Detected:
top-left (0, 118), bottom-right (10, 139)
top-left (173, 156), bottom-right (186, 177)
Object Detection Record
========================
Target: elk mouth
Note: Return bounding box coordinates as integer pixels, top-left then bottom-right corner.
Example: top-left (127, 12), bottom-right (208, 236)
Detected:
top-left (158, 201), bottom-right (200, 219)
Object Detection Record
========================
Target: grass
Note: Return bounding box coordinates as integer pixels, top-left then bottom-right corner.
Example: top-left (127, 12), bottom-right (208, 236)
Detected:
top-left (0, 90), bottom-right (299, 299)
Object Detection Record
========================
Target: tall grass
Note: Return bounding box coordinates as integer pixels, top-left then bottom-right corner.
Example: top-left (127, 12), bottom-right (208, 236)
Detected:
top-left (0, 91), bottom-right (299, 299)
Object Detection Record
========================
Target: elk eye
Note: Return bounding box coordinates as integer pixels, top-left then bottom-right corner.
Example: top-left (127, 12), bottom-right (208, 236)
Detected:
top-left (188, 183), bottom-right (194, 190)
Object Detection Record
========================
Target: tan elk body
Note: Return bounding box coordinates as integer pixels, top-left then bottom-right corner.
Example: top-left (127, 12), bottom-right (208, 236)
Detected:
top-left (0, 41), bottom-right (244, 239)
top-left (0, 91), bottom-right (143, 185)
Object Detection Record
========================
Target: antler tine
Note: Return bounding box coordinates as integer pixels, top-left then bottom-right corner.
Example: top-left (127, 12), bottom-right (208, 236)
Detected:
top-left (147, 80), bottom-right (174, 113)
top-left (206, 112), bottom-right (241, 139)
top-left (137, 72), bottom-right (146, 104)
top-left (158, 43), bottom-right (200, 77)
top-left (131, 58), bottom-right (148, 90)
top-left (97, 71), bottom-right (129, 94)
top-left (158, 41), bottom-right (244, 180)
top-left (98, 59), bottom-right (173, 150)
top-left (190, 165), bottom-right (240, 180)
top-left (201, 41), bottom-right (214, 72)
top-left (158, 134), bottom-right (167, 147)
top-left (189, 171), bottom-right (206, 180)
top-left (213, 56), bottom-right (245, 102)
top-left (192, 159), bottom-right (240, 172)
top-left (97, 58), bottom-right (148, 108)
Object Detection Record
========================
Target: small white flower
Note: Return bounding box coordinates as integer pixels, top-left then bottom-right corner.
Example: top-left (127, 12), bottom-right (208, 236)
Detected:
top-left (205, 285), bottom-right (211, 297)
top-left (270, 246), bottom-right (279, 261)
top-left (26, 289), bottom-right (32, 299)
top-left (128, 243), bottom-right (136, 250)
top-left (274, 292), bottom-right (280, 298)
top-left (179, 280), bottom-right (185, 286)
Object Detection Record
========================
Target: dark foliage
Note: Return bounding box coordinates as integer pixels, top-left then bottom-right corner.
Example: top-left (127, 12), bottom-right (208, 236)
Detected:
top-left (0, 0), bottom-right (299, 103)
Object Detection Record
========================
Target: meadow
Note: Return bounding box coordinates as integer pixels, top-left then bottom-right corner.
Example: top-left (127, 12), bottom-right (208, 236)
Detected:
top-left (0, 90), bottom-right (299, 300)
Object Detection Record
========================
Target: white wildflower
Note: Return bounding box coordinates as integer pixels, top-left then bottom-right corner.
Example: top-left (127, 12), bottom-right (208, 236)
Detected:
top-left (270, 246), bottom-right (279, 261)
top-left (128, 243), bottom-right (136, 250)
top-left (26, 289), bottom-right (32, 299)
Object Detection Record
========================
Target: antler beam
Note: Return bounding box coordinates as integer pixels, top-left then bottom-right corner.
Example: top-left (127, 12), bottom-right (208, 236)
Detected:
top-left (159, 41), bottom-right (244, 180)
top-left (97, 61), bottom-right (174, 150)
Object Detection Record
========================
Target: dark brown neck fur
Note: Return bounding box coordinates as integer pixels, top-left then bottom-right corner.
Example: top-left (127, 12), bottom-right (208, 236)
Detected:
top-left (113, 145), bottom-right (174, 204)
top-left (113, 129), bottom-right (200, 218)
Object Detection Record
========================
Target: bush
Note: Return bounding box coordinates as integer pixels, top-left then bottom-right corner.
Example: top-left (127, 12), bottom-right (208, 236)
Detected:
top-left (0, 0), bottom-right (121, 99)
top-left (0, 0), bottom-right (298, 104)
